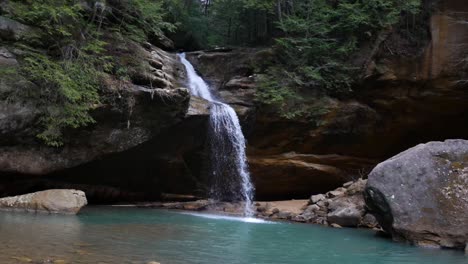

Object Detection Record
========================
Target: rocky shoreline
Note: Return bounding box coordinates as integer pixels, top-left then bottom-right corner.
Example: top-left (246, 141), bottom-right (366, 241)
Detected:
top-left (137, 178), bottom-right (379, 230)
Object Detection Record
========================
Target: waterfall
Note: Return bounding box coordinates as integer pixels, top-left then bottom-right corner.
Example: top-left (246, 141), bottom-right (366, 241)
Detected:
top-left (178, 53), bottom-right (254, 216)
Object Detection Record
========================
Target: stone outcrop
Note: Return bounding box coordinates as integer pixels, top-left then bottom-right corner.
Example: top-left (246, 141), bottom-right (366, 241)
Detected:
top-left (0, 16), bottom-right (38, 42)
top-left (250, 153), bottom-right (375, 199)
top-left (365, 139), bottom-right (468, 249)
top-left (0, 40), bottom-right (189, 175)
top-left (0, 189), bottom-right (87, 214)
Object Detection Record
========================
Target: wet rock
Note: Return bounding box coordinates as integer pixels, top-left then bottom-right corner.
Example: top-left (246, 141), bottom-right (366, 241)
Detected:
top-left (291, 215), bottom-right (307, 223)
top-left (186, 96), bottom-right (210, 117)
top-left (310, 194), bottom-right (325, 204)
top-left (327, 207), bottom-right (362, 227)
top-left (365, 139), bottom-right (468, 249)
top-left (361, 213), bottom-right (378, 228)
top-left (277, 211), bottom-right (292, 220)
top-left (346, 179), bottom-right (366, 195)
top-left (316, 200), bottom-right (326, 208)
top-left (306, 204), bottom-right (320, 212)
top-left (0, 189), bottom-right (87, 214)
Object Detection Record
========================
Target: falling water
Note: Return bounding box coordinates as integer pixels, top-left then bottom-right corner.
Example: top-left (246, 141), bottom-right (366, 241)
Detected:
top-left (178, 53), bottom-right (254, 216)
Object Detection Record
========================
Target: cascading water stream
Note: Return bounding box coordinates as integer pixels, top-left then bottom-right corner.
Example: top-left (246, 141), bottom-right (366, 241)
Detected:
top-left (178, 53), bottom-right (254, 217)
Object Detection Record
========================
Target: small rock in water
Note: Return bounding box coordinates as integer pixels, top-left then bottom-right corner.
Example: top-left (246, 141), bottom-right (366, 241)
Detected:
top-left (271, 208), bottom-right (280, 214)
top-left (327, 207), bottom-right (362, 227)
top-left (291, 215), bottom-right (307, 222)
top-left (361, 213), bottom-right (378, 228)
top-left (331, 223), bottom-right (343, 228)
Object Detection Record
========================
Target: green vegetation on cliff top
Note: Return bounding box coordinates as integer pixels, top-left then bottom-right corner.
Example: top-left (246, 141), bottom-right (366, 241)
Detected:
top-left (1, 0), bottom-right (424, 145)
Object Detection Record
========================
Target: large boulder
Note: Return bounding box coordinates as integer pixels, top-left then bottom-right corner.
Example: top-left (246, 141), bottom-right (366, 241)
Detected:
top-left (364, 139), bottom-right (468, 249)
top-left (0, 189), bottom-right (87, 214)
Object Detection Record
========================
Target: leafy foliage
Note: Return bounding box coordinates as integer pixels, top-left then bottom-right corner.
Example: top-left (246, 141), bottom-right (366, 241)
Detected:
top-left (256, 0), bottom-right (421, 118)
top-left (4, 0), bottom-right (175, 146)
top-left (109, 0), bottom-right (176, 43)
top-left (22, 53), bottom-right (100, 146)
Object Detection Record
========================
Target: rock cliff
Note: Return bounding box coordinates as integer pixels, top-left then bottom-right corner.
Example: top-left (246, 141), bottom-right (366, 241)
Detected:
top-left (186, 0), bottom-right (468, 199)
top-left (0, 0), bottom-right (467, 203)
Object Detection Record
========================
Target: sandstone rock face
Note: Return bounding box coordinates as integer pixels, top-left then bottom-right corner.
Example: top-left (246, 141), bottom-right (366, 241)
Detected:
top-left (0, 189), bottom-right (87, 214)
top-left (250, 153), bottom-right (375, 199)
top-left (365, 139), bottom-right (468, 249)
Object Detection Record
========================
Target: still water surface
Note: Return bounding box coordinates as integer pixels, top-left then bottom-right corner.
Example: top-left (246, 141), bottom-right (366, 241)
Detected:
top-left (0, 207), bottom-right (465, 264)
